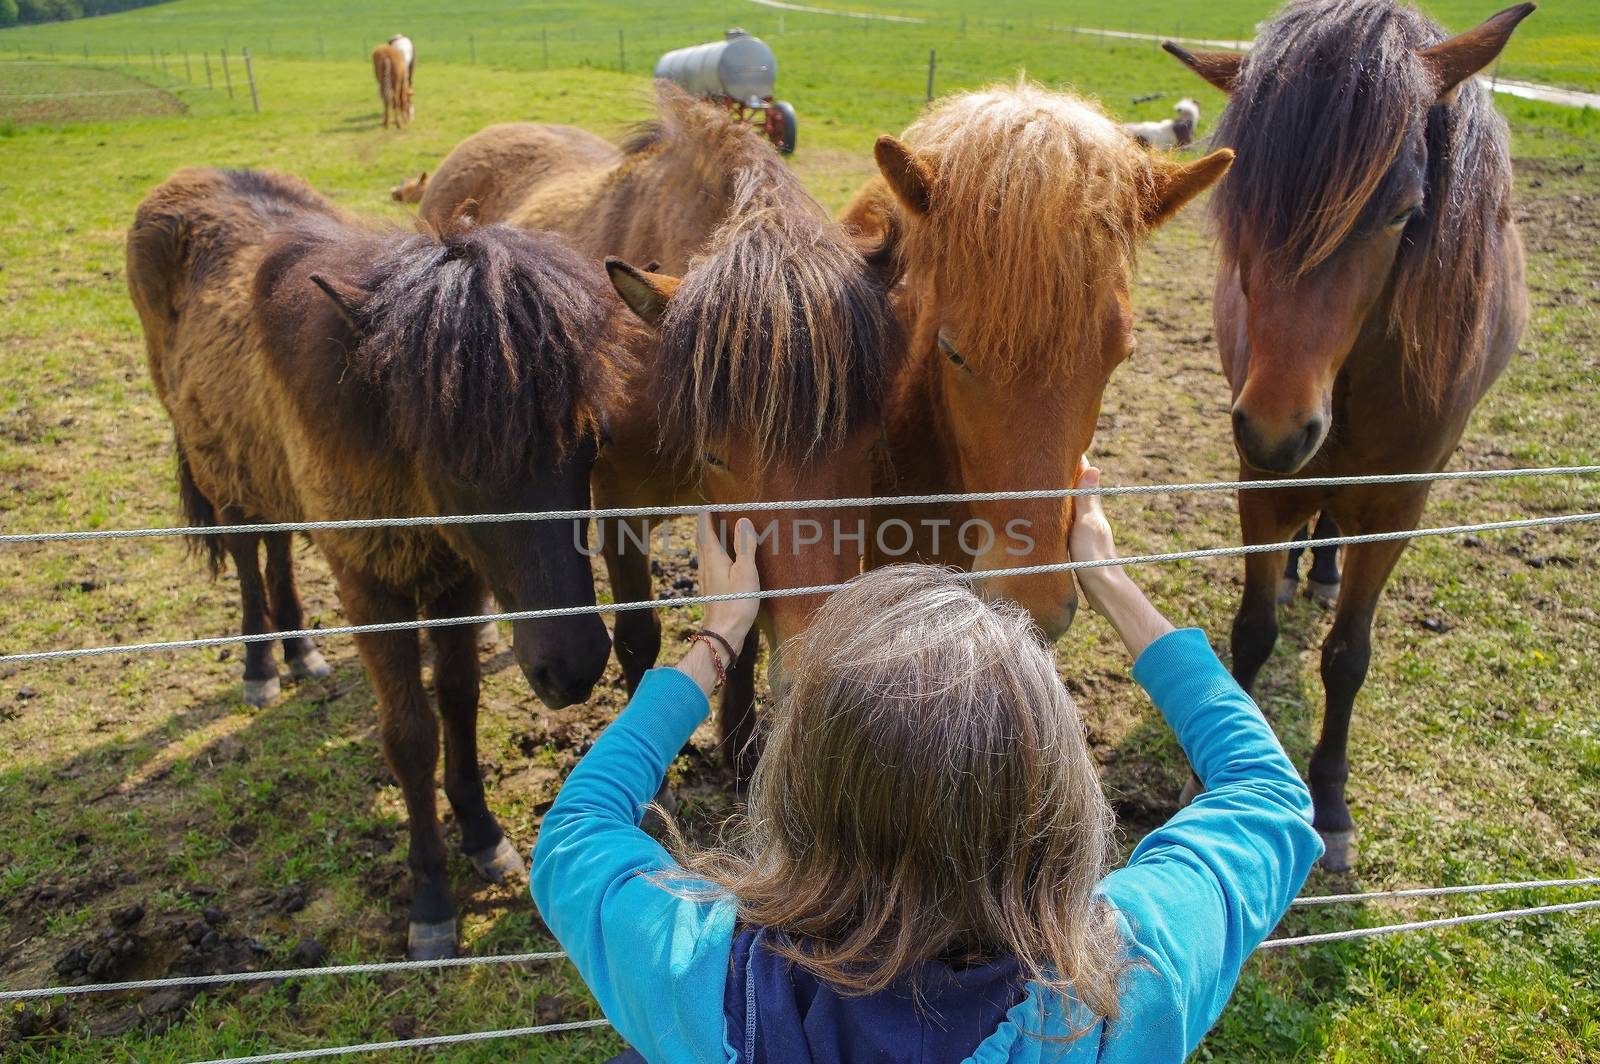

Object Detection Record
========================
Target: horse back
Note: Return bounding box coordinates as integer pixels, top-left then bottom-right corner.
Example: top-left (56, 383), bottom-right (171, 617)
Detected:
top-left (127, 168), bottom-right (351, 524)
top-left (418, 123), bottom-right (618, 231)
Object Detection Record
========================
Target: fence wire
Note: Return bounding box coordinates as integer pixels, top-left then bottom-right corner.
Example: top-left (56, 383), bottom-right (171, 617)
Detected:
top-left (2, 509), bottom-right (1595, 667)
top-left (3, 464), bottom-right (1595, 544)
top-left (174, 895), bottom-right (1600, 1062)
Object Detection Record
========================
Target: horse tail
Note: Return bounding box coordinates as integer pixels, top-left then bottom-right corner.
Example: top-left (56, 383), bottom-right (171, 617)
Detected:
top-left (176, 441), bottom-right (226, 576)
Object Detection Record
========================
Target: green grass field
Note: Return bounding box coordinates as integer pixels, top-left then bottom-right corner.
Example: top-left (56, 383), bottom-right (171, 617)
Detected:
top-left (0, 0), bottom-right (1598, 1060)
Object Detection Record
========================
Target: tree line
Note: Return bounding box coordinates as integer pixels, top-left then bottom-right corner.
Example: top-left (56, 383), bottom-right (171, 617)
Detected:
top-left (0, 0), bottom-right (171, 28)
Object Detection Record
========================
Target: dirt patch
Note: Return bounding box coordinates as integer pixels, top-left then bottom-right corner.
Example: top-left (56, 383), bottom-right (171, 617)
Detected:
top-left (0, 62), bottom-right (186, 127)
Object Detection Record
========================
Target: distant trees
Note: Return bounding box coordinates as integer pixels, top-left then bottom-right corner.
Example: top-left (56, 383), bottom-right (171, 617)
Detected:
top-left (13, 0), bottom-right (169, 24)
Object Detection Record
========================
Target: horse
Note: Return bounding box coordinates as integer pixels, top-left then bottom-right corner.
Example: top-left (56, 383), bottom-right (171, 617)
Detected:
top-left (419, 86), bottom-right (902, 778)
top-left (839, 83), bottom-right (1232, 636)
top-left (391, 170), bottom-right (428, 203)
top-left (126, 167), bottom-right (631, 956)
top-left (1166, 0), bottom-right (1532, 870)
top-left (372, 43), bottom-right (412, 128)
top-left (1124, 98), bottom-right (1201, 149)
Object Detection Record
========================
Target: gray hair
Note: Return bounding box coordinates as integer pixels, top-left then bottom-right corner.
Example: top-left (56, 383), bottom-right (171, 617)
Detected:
top-left (673, 564), bottom-right (1126, 1023)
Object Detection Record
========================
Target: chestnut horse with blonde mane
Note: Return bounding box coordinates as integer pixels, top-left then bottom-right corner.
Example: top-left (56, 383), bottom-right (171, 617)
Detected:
top-left (420, 86), bottom-right (901, 775)
top-left (128, 168), bottom-right (630, 957)
top-left (372, 43), bottom-right (412, 128)
top-left (840, 83), bottom-right (1232, 636)
top-left (1167, 0), bottom-right (1532, 869)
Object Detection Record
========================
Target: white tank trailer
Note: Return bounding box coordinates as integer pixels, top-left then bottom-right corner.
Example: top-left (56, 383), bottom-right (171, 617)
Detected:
top-left (654, 29), bottom-right (797, 154)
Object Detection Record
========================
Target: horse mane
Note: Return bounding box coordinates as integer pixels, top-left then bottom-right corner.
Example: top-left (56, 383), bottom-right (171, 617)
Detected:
top-left (635, 84), bottom-right (900, 469)
top-left (895, 81), bottom-right (1153, 379)
top-left (340, 217), bottom-right (629, 483)
top-left (1212, 0), bottom-right (1512, 401)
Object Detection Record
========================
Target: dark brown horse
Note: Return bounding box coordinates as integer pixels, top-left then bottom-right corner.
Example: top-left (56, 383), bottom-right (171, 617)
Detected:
top-left (1167, 0), bottom-right (1532, 869)
top-left (420, 87), bottom-right (901, 777)
top-left (127, 168), bottom-right (630, 955)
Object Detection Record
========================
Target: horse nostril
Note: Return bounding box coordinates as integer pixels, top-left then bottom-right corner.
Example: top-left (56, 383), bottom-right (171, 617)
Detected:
top-left (1301, 416), bottom-right (1325, 455)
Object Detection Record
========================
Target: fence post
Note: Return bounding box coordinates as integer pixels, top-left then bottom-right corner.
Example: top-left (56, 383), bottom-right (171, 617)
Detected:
top-left (469, 33), bottom-right (475, 63)
top-left (204, 51), bottom-right (213, 89)
top-left (124, 45), bottom-right (130, 64)
top-left (242, 46), bottom-right (259, 112)
top-left (542, 27), bottom-right (549, 69)
top-left (150, 47), bottom-right (157, 68)
top-left (618, 28), bottom-right (625, 72)
top-left (83, 41), bottom-right (89, 59)
top-left (161, 50), bottom-right (170, 76)
top-left (221, 47), bottom-right (234, 99)
top-left (925, 49), bottom-right (936, 103)
top-left (184, 51), bottom-right (192, 82)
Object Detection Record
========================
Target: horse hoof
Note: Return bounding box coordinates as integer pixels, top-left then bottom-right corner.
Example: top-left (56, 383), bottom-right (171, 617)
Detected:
top-left (1317, 829), bottom-right (1356, 872)
top-left (242, 675), bottom-right (281, 706)
top-left (1305, 580), bottom-right (1340, 609)
top-left (1276, 576), bottom-right (1299, 606)
top-left (289, 650), bottom-right (332, 681)
top-left (407, 919), bottom-right (458, 960)
top-left (477, 621), bottom-right (505, 651)
top-left (466, 838), bottom-right (525, 884)
top-left (1178, 774), bottom-right (1204, 808)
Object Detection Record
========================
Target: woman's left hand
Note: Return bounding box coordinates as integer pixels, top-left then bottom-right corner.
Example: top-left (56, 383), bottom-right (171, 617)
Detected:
top-left (697, 514), bottom-right (761, 649)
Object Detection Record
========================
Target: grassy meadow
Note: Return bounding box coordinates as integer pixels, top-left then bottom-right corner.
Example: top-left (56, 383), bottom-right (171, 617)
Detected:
top-left (1, 0), bottom-right (1598, 1060)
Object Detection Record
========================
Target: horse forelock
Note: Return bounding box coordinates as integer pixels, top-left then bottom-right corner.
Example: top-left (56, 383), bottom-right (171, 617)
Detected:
top-left (654, 169), bottom-right (900, 472)
top-left (1214, 0), bottom-right (1511, 401)
top-left (349, 220), bottom-right (630, 483)
top-left (897, 82), bottom-right (1150, 379)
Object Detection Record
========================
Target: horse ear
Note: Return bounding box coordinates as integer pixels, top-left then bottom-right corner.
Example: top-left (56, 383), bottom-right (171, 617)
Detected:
top-left (1162, 41), bottom-right (1244, 93)
top-left (606, 257), bottom-right (681, 329)
top-left (1142, 148), bottom-right (1234, 228)
top-left (309, 273), bottom-right (368, 331)
top-left (874, 135), bottom-right (933, 216)
top-left (1418, 3), bottom-right (1535, 104)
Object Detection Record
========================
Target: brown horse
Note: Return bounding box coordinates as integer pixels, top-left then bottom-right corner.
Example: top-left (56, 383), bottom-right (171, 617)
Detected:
top-left (372, 43), bottom-right (412, 129)
top-left (127, 168), bottom-right (630, 955)
top-left (840, 84), bottom-right (1232, 635)
top-left (1167, 0), bottom-right (1532, 869)
top-left (420, 86), bottom-right (901, 775)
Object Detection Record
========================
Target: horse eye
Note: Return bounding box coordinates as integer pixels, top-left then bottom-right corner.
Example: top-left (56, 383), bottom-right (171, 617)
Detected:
top-left (1388, 206), bottom-right (1418, 228)
top-left (937, 332), bottom-right (966, 368)
top-left (703, 452), bottom-right (727, 470)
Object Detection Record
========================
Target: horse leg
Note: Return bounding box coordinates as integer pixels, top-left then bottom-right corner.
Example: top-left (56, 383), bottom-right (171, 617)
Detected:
top-left (1308, 500), bottom-right (1420, 872)
top-left (265, 532), bottom-right (330, 682)
top-left (1182, 490), bottom-right (1316, 806)
top-left (427, 574), bottom-right (521, 884)
top-left (222, 528), bottom-right (279, 706)
top-left (1305, 512), bottom-right (1343, 608)
top-left (720, 628), bottom-right (761, 786)
top-left (1280, 524), bottom-right (1310, 604)
top-left (337, 571), bottom-right (454, 959)
top-left (603, 516), bottom-right (661, 693)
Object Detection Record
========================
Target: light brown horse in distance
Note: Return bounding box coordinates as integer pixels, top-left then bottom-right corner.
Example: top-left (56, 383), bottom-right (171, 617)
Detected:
top-left (127, 168), bottom-right (631, 956)
top-left (420, 85), bottom-right (902, 777)
top-left (372, 43), bottom-right (412, 128)
top-left (840, 83), bottom-right (1232, 636)
top-left (1167, 0), bottom-right (1532, 869)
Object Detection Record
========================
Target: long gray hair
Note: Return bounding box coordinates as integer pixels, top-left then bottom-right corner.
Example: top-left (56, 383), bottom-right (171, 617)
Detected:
top-left (670, 565), bottom-right (1126, 1025)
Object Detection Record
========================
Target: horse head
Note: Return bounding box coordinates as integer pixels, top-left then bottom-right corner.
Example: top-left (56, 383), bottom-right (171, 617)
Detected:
top-left (304, 221), bottom-right (629, 707)
top-left (1167, 1), bottom-right (1531, 473)
top-left (858, 85), bottom-right (1230, 637)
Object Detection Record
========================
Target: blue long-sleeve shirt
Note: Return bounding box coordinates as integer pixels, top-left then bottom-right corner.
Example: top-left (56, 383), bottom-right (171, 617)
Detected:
top-left (531, 628), bottom-right (1323, 1062)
